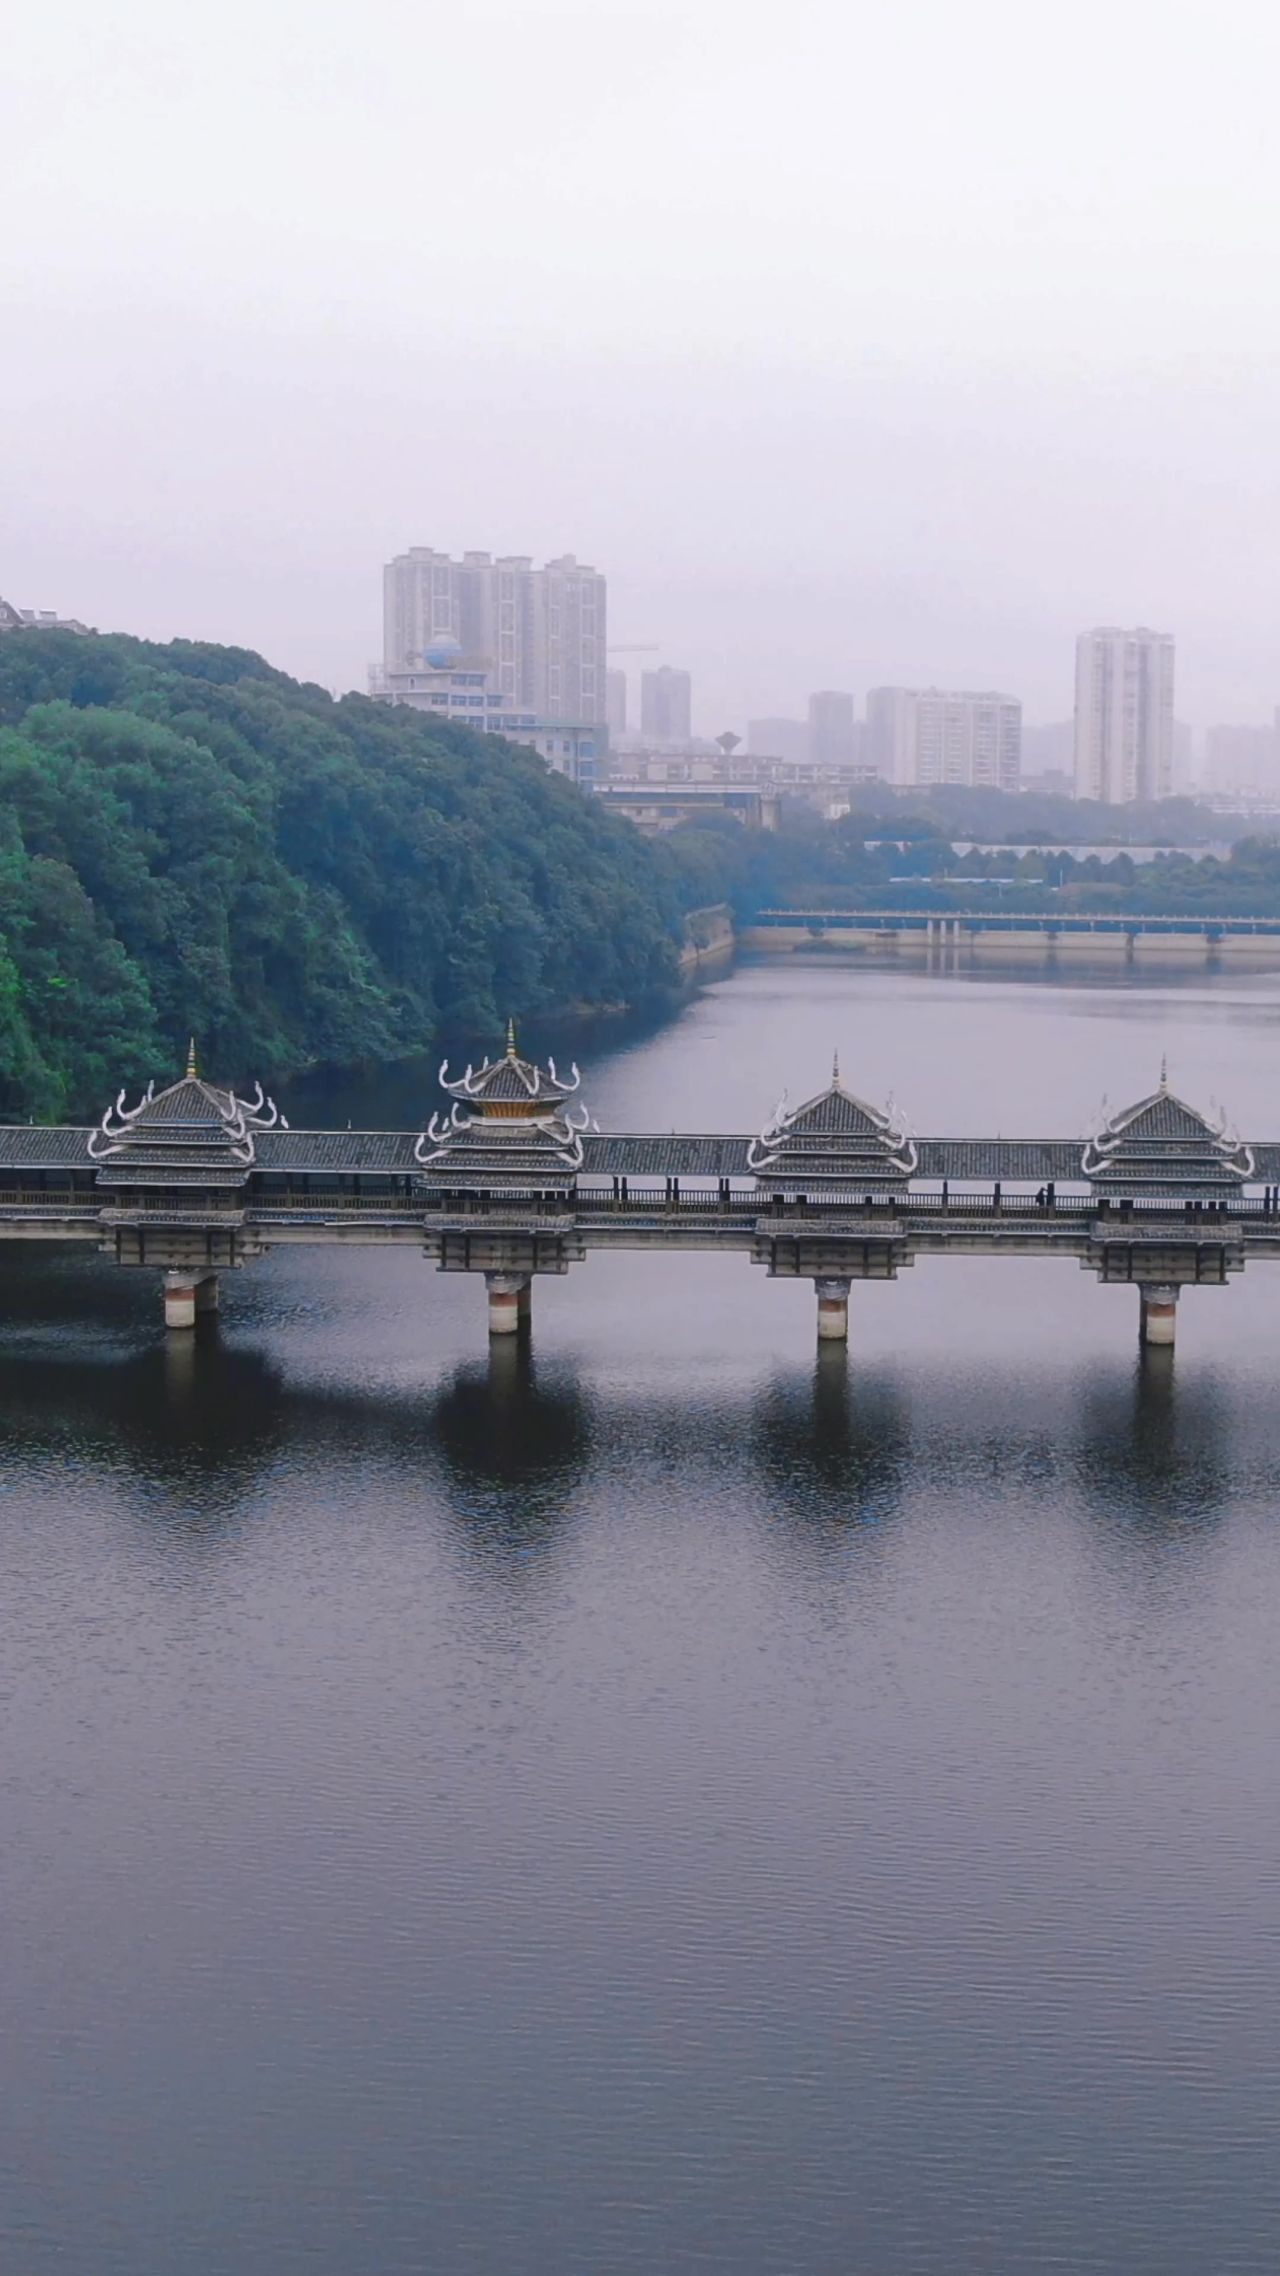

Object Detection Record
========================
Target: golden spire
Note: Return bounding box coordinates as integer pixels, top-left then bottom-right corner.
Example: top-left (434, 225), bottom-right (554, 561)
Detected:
top-left (186, 1035), bottom-right (198, 1079)
top-left (505, 1017), bottom-right (518, 1059)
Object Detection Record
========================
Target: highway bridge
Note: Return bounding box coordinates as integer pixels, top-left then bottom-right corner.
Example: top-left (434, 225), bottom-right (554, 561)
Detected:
top-left (748, 908), bottom-right (1280, 951)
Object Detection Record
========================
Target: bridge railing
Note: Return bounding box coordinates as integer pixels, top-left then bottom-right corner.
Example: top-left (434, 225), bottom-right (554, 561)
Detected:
top-left (4, 1187), bottom-right (1279, 1226)
top-left (0, 1194), bottom-right (101, 1216)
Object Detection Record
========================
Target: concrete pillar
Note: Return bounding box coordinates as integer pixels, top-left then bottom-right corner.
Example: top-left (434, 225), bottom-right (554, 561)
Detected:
top-left (163, 1272), bottom-right (197, 1331)
top-left (516, 1278), bottom-right (532, 1333)
top-left (194, 1273), bottom-right (220, 1314)
top-left (815, 1275), bottom-right (851, 1343)
top-left (486, 1272), bottom-right (529, 1337)
top-left (1139, 1283), bottom-right (1179, 1347)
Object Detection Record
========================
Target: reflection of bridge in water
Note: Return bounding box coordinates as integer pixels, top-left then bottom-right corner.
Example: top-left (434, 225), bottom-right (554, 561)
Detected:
top-left (4, 1031), bottom-right (1280, 1356)
top-left (0, 1328), bottom-right (1237, 1585)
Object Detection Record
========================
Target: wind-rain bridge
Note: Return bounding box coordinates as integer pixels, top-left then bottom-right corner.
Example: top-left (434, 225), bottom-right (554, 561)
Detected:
top-left (3, 1031), bottom-right (1279, 1351)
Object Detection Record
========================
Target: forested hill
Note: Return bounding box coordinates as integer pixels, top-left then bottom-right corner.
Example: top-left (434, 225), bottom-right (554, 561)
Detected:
top-left (0, 630), bottom-right (692, 1120)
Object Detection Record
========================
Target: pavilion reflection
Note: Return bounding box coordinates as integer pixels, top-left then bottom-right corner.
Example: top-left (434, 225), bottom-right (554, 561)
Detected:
top-left (750, 1346), bottom-right (911, 1546)
top-left (1071, 1346), bottom-right (1233, 1552)
top-left (420, 1340), bottom-right (591, 1580)
top-left (0, 1326), bottom-right (287, 1468)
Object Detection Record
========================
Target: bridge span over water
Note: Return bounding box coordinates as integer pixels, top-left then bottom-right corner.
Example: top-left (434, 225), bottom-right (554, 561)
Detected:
top-left (748, 908), bottom-right (1280, 957)
top-left (5, 1033), bottom-right (1280, 1353)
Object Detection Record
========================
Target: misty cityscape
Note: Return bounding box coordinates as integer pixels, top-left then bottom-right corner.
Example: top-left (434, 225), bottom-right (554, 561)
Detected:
top-left (8, 8), bottom-right (1280, 2276)
top-left (12, 557), bottom-right (1280, 813)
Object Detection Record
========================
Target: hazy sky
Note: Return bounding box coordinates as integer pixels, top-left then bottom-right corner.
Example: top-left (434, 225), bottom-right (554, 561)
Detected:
top-left (4, 0), bottom-right (1280, 732)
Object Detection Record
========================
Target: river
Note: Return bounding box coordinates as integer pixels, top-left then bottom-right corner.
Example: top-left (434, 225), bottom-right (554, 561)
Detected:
top-left (4, 958), bottom-right (1280, 2276)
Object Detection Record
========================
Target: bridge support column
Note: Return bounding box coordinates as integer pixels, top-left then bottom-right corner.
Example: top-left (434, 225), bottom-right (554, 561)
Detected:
top-left (162, 1268), bottom-right (219, 1330)
top-left (814, 1276), bottom-right (851, 1343)
top-left (517, 1278), bottom-right (532, 1333)
top-left (486, 1272), bottom-right (530, 1337)
top-left (1139, 1283), bottom-right (1179, 1348)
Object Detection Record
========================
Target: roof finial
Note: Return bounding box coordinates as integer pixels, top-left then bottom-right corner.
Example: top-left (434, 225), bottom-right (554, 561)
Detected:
top-left (832, 1048), bottom-right (840, 1084)
top-left (505, 1017), bottom-right (518, 1060)
top-left (186, 1035), bottom-right (198, 1079)
top-left (1159, 1053), bottom-right (1168, 1090)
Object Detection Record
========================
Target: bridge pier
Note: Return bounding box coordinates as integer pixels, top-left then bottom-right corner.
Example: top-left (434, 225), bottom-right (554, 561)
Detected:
top-left (486, 1271), bottom-right (530, 1337)
top-left (162, 1269), bottom-right (218, 1331)
top-left (814, 1275), bottom-right (851, 1343)
top-left (1139, 1282), bottom-right (1179, 1348)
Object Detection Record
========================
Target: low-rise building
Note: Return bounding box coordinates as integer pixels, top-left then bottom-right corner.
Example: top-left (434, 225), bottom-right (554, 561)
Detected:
top-left (368, 653), bottom-right (600, 784)
top-left (594, 782), bottom-right (780, 832)
top-left (0, 597), bottom-right (93, 633)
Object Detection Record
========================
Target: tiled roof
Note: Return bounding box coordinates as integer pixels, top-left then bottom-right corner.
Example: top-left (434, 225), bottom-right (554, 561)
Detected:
top-left (130, 1076), bottom-right (241, 1127)
top-left (86, 1068), bottom-right (284, 1188)
top-left (581, 1135), bottom-right (754, 1178)
top-left (0, 1127), bottom-right (94, 1168)
top-left (915, 1140), bottom-right (1087, 1182)
top-left (253, 1131), bottom-right (421, 1172)
top-left (439, 1036), bottom-right (581, 1110)
top-left (0, 1118), bottom-right (1277, 1192)
top-left (1082, 1084), bottom-right (1252, 1186)
top-left (749, 1074), bottom-right (917, 1185)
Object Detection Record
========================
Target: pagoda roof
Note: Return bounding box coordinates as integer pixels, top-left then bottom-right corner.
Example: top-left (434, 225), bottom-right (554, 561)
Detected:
top-left (439, 1023), bottom-right (581, 1110)
top-left (747, 1058), bottom-right (918, 1187)
top-left (1081, 1069), bottom-right (1253, 1187)
top-left (87, 1055), bottom-right (285, 1187)
top-left (417, 1032), bottom-right (592, 1187)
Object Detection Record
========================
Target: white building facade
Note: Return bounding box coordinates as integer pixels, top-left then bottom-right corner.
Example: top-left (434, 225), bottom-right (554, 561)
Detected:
top-left (1073, 627), bottom-right (1175, 804)
top-left (865, 687), bottom-right (1022, 790)
top-left (367, 659), bottom-right (600, 784)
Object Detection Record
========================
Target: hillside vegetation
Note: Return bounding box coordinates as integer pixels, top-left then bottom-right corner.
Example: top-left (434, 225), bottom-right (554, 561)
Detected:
top-left (0, 631), bottom-right (692, 1119)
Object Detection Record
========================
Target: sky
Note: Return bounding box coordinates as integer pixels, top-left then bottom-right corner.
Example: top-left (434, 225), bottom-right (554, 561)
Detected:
top-left (4, 0), bottom-right (1280, 735)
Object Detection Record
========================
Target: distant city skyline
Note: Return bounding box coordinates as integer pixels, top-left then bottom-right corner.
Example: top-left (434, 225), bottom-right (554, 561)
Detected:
top-left (20, 546), bottom-right (1280, 764)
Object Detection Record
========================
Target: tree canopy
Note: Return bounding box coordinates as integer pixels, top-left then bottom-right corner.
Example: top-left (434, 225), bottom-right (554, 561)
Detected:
top-left (0, 631), bottom-right (690, 1119)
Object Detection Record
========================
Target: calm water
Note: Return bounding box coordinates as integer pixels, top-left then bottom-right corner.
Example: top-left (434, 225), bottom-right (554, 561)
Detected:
top-left (5, 961), bottom-right (1280, 2276)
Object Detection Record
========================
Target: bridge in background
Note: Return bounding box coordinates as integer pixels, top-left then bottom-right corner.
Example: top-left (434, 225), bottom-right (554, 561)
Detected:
top-left (3, 1034), bottom-right (1279, 1356)
top-left (748, 908), bottom-right (1280, 952)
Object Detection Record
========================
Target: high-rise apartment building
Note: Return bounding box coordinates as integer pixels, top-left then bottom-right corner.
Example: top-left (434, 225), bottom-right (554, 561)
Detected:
top-left (1205, 716), bottom-right (1280, 801)
top-left (605, 668), bottom-right (628, 737)
top-left (640, 665), bottom-right (692, 743)
top-left (1073, 627), bottom-right (1174, 804)
top-left (865, 687), bottom-right (1021, 790)
top-left (808, 690), bottom-right (855, 767)
top-left (747, 717), bottom-right (809, 764)
top-left (382, 547), bottom-right (607, 724)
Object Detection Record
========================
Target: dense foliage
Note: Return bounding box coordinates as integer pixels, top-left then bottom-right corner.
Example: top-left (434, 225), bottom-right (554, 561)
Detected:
top-left (656, 799), bottom-right (1280, 924)
top-left (0, 631), bottom-right (690, 1119)
top-left (836, 780), bottom-right (1231, 848)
